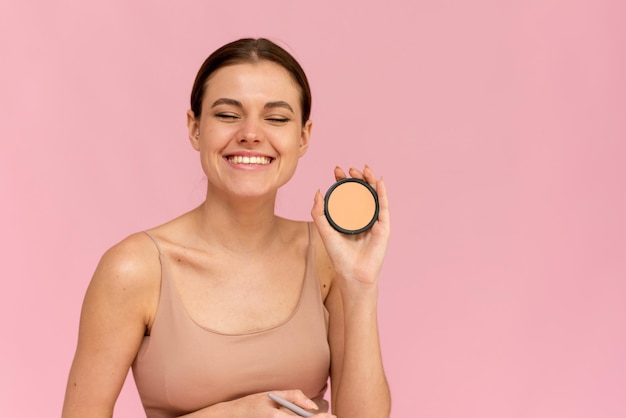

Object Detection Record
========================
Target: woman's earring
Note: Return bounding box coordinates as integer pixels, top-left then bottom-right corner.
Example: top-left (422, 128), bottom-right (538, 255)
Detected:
top-left (195, 130), bottom-right (199, 137)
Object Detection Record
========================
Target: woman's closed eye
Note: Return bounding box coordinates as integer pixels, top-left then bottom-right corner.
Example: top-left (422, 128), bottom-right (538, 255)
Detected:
top-left (265, 116), bottom-right (290, 124)
top-left (215, 112), bottom-right (240, 121)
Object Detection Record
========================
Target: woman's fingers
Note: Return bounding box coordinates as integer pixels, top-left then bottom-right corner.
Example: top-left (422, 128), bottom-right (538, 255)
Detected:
top-left (362, 164), bottom-right (378, 188)
top-left (333, 166), bottom-right (347, 181)
top-left (346, 165), bottom-right (378, 190)
top-left (375, 177), bottom-right (391, 230)
top-left (277, 407), bottom-right (337, 417)
top-left (270, 389), bottom-right (319, 411)
top-left (347, 166), bottom-right (364, 181)
top-left (311, 189), bottom-right (337, 240)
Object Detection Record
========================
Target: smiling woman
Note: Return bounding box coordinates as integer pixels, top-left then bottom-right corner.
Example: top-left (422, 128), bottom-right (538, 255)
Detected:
top-left (61, 38), bottom-right (391, 418)
top-left (188, 59), bottom-right (311, 199)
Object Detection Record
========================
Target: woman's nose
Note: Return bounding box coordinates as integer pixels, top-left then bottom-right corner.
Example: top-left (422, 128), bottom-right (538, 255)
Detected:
top-left (239, 132), bottom-right (259, 143)
top-left (237, 119), bottom-right (263, 144)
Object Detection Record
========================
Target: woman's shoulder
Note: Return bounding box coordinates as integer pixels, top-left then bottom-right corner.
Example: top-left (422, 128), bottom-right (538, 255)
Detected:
top-left (103, 231), bottom-right (160, 261)
top-left (92, 231), bottom-right (162, 293)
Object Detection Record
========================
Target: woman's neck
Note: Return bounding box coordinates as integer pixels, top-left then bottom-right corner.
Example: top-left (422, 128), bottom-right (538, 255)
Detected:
top-left (192, 192), bottom-right (283, 254)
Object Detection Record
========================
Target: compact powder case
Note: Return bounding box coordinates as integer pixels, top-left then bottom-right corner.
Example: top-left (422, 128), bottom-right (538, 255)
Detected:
top-left (324, 178), bottom-right (379, 234)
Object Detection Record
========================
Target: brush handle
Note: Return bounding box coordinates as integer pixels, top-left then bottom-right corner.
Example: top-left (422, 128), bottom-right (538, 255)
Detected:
top-left (268, 393), bottom-right (315, 417)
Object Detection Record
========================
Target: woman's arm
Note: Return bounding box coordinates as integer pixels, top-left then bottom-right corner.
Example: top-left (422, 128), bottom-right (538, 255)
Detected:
top-left (63, 233), bottom-right (336, 418)
top-left (312, 166), bottom-right (392, 418)
top-left (62, 234), bottom-right (160, 418)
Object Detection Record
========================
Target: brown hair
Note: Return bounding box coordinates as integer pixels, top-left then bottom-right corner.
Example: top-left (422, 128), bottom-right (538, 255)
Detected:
top-left (190, 38), bottom-right (312, 125)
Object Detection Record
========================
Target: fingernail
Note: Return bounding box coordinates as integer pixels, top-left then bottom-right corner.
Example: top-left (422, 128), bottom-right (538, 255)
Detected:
top-left (306, 399), bottom-right (319, 409)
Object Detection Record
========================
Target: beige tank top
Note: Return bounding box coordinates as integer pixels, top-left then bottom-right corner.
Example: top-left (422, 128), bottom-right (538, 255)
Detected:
top-left (132, 224), bottom-right (331, 418)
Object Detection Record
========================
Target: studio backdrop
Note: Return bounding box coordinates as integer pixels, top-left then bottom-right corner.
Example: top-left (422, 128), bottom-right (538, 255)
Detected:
top-left (1, 1), bottom-right (625, 417)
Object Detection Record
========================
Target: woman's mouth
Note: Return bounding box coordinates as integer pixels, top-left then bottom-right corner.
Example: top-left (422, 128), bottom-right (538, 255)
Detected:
top-left (225, 155), bottom-right (273, 165)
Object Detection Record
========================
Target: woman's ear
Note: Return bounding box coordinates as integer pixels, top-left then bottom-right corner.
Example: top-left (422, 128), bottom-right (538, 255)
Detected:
top-left (298, 119), bottom-right (312, 157)
top-left (187, 109), bottom-right (201, 151)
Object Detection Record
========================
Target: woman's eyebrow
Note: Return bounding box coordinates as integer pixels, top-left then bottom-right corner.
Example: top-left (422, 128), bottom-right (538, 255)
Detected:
top-left (265, 101), bottom-right (294, 113)
top-left (210, 98), bottom-right (294, 113)
top-left (211, 98), bottom-right (242, 108)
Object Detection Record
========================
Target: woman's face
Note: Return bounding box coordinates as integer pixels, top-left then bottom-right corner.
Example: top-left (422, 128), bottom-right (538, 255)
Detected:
top-left (188, 61), bottom-right (311, 201)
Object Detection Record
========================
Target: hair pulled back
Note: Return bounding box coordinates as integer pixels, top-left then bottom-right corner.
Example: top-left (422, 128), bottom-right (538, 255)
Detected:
top-left (190, 38), bottom-right (312, 126)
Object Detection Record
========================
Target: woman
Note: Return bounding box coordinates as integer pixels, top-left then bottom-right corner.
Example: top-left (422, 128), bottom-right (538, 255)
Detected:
top-left (62, 38), bottom-right (391, 418)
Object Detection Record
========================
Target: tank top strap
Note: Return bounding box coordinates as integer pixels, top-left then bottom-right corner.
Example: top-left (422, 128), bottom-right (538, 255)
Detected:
top-left (305, 222), bottom-right (316, 284)
top-left (304, 222), bottom-right (325, 309)
top-left (143, 231), bottom-right (163, 255)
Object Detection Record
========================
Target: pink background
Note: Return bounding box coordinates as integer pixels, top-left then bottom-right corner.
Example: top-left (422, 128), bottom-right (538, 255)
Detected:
top-left (1, 1), bottom-right (625, 417)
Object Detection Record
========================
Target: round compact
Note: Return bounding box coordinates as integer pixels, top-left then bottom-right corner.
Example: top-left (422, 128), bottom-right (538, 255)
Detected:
top-left (324, 178), bottom-right (379, 234)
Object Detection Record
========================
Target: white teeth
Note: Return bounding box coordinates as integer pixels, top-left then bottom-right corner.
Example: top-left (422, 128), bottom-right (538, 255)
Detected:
top-left (227, 155), bottom-right (272, 165)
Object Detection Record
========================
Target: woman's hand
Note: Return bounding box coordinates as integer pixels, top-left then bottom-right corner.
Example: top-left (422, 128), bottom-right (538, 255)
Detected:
top-left (182, 390), bottom-right (335, 417)
top-left (311, 166), bottom-right (390, 288)
top-left (234, 390), bottom-right (326, 417)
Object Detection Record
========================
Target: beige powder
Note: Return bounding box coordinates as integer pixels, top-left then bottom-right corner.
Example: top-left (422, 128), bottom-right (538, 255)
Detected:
top-left (327, 181), bottom-right (377, 231)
